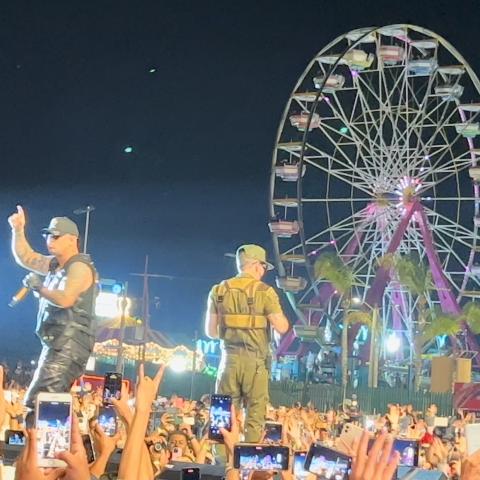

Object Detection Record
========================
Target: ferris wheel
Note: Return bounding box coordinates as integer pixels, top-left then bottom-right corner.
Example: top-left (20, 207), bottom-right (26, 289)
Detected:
top-left (269, 24), bottom-right (480, 360)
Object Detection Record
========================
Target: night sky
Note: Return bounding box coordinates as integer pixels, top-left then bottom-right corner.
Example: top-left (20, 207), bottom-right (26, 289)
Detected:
top-left (0, 0), bottom-right (479, 362)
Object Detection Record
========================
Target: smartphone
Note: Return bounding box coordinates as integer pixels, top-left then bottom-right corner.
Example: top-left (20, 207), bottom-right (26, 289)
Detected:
top-left (208, 394), bottom-right (232, 441)
top-left (181, 467), bottom-right (200, 480)
top-left (465, 423), bottom-right (480, 455)
top-left (35, 392), bottom-right (73, 468)
top-left (339, 422), bottom-right (364, 448)
top-left (103, 372), bottom-right (122, 405)
top-left (98, 406), bottom-right (117, 437)
top-left (264, 421), bottom-right (283, 443)
top-left (304, 444), bottom-right (351, 479)
top-left (233, 444), bottom-right (290, 471)
top-left (5, 429), bottom-right (26, 446)
top-left (293, 451), bottom-right (309, 479)
top-left (364, 415), bottom-right (377, 433)
top-left (394, 439), bottom-right (419, 467)
top-left (368, 438), bottom-right (419, 467)
top-left (82, 434), bottom-right (96, 463)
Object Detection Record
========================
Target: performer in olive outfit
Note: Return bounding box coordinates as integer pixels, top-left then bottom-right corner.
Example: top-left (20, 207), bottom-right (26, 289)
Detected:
top-left (8, 206), bottom-right (97, 408)
top-left (205, 244), bottom-right (289, 442)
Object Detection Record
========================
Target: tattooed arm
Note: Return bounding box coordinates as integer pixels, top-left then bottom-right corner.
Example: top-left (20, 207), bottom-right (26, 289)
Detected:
top-left (8, 206), bottom-right (52, 275)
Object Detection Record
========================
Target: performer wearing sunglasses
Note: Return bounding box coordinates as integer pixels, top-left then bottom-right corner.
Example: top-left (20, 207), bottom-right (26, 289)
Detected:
top-left (8, 206), bottom-right (97, 410)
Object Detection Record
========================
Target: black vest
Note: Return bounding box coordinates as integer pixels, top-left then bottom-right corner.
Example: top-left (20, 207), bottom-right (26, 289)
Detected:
top-left (37, 254), bottom-right (97, 350)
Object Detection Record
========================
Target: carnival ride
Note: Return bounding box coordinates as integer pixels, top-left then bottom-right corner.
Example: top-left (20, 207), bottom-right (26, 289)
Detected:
top-left (269, 25), bottom-right (480, 377)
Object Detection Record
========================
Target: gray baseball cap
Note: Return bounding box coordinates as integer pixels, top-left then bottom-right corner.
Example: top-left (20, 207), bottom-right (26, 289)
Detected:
top-left (42, 217), bottom-right (80, 237)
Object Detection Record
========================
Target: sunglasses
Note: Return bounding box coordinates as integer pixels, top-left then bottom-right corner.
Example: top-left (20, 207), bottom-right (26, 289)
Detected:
top-left (43, 233), bottom-right (62, 240)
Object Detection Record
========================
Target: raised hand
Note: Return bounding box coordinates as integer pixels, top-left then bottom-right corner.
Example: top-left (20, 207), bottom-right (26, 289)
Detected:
top-left (135, 364), bottom-right (165, 413)
top-left (56, 415), bottom-right (91, 480)
top-left (110, 382), bottom-right (133, 427)
top-left (8, 205), bottom-right (26, 231)
top-left (90, 421), bottom-right (121, 458)
top-left (350, 431), bottom-right (399, 480)
top-left (14, 429), bottom-right (65, 480)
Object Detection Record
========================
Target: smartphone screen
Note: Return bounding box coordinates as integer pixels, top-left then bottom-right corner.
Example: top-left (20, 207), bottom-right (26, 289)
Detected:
top-left (181, 467), bottom-right (200, 480)
top-left (208, 394), bottom-right (232, 441)
top-left (82, 434), bottom-right (96, 463)
top-left (36, 397), bottom-right (72, 465)
top-left (264, 422), bottom-right (283, 443)
top-left (293, 451), bottom-right (309, 478)
top-left (305, 444), bottom-right (351, 479)
top-left (5, 430), bottom-right (26, 446)
top-left (368, 438), bottom-right (418, 467)
top-left (98, 406), bottom-right (117, 437)
top-left (234, 444), bottom-right (290, 471)
top-left (103, 372), bottom-right (122, 405)
top-left (364, 415), bottom-right (377, 433)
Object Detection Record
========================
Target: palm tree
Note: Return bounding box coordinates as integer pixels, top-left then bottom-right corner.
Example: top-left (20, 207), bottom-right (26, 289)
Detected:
top-left (394, 254), bottom-right (431, 391)
top-left (462, 302), bottom-right (480, 335)
top-left (314, 252), bottom-right (354, 388)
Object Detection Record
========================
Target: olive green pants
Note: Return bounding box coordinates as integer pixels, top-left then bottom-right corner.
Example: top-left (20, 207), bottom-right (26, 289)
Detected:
top-left (216, 353), bottom-right (269, 442)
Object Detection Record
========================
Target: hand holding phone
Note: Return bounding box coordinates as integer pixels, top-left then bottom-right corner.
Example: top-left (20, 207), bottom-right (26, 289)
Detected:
top-left (208, 394), bottom-right (232, 441)
top-left (5, 429), bottom-right (26, 446)
top-left (264, 421), bottom-right (283, 443)
top-left (35, 392), bottom-right (73, 468)
top-left (97, 406), bottom-right (118, 437)
top-left (234, 444), bottom-right (290, 471)
top-left (304, 444), bottom-right (351, 479)
top-left (103, 372), bottom-right (122, 405)
top-left (293, 451), bottom-right (309, 479)
top-left (82, 434), bottom-right (96, 463)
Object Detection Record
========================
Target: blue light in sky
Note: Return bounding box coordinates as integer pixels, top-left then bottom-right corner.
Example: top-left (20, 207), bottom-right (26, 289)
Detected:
top-left (124, 146), bottom-right (133, 153)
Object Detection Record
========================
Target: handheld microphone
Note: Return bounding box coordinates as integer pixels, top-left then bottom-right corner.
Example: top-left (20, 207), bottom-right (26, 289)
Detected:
top-left (8, 286), bottom-right (30, 308)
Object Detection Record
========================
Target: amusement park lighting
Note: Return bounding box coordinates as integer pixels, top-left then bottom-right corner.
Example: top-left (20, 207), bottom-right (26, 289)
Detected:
top-left (352, 296), bottom-right (361, 304)
top-left (124, 146), bottom-right (133, 153)
top-left (339, 126), bottom-right (349, 134)
top-left (169, 353), bottom-right (188, 373)
top-left (385, 333), bottom-right (401, 353)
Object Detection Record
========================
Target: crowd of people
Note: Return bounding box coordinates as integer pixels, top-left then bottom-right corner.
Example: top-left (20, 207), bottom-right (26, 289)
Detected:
top-left (2, 363), bottom-right (480, 479)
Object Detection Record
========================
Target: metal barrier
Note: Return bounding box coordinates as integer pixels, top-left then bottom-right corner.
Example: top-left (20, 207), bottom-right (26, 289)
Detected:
top-left (268, 381), bottom-right (454, 416)
top-left (139, 370), bottom-right (453, 415)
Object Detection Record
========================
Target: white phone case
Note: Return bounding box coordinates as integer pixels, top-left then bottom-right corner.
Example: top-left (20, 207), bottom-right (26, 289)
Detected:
top-left (35, 392), bottom-right (73, 468)
top-left (339, 422), bottom-right (364, 447)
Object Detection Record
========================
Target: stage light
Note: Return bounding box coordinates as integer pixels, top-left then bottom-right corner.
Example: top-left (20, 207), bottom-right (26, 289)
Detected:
top-left (124, 146), bottom-right (133, 153)
top-left (112, 283), bottom-right (123, 294)
top-left (385, 333), bottom-right (401, 353)
top-left (95, 292), bottom-right (132, 319)
top-left (169, 353), bottom-right (188, 373)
